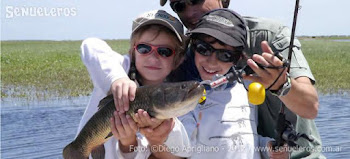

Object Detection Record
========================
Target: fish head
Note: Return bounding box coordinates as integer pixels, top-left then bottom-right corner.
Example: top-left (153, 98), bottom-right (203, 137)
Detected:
top-left (150, 81), bottom-right (205, 119)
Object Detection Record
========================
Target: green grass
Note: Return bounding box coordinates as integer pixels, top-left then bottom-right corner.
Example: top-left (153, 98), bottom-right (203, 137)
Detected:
top-left (300, 38), bottom-right (350, 93)
top-left (1, 40), bottom-right (130, 99)
top-left (299, 36), bottom-right (350, 40)
top-left (1, 37), bottom-right (349, 100)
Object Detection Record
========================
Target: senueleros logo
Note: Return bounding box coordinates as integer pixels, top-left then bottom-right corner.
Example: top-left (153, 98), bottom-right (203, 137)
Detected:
top-left (5, 6), bottom-right (77, 18)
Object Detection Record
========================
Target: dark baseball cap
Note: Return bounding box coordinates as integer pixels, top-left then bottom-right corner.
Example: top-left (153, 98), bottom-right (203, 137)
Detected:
top-left (188, 9), bottom-right (247, 47)
top-left (160, 0), bottom-right (231, 8)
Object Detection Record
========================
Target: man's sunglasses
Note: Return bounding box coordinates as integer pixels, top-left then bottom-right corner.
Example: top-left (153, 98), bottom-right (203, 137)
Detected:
top-left (170, 0), bottom-right (205, 13)
top-left (191, 40), bottom-right (242, 63)
top-left (134, 43), bottom-right (175, 57)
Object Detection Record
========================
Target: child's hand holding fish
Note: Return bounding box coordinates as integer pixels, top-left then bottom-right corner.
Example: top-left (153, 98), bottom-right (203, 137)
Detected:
top-left (110, 111), bottom-right (138, 153)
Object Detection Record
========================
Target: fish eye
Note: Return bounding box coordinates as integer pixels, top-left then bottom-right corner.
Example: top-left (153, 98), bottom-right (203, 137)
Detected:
top-left (181, 84), bottom-right (187, 89)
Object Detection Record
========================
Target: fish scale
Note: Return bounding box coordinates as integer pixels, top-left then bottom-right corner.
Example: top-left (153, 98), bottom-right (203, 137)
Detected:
top-left (63, 81), bottom-right (205, 159)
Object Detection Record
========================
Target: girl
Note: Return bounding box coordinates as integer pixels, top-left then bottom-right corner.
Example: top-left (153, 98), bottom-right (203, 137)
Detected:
top-left (77, 10), bottom-right (190, 159)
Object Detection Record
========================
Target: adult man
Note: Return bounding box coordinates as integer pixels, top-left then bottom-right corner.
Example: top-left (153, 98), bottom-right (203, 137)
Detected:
top-left (160, 0), bottom-right (324, 158)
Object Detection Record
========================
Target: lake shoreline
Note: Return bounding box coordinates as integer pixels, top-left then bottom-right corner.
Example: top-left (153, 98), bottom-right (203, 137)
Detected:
top-left (1, 91), bottom-right (348, 108)
top-left (2, 37), bottom-right (350, 99)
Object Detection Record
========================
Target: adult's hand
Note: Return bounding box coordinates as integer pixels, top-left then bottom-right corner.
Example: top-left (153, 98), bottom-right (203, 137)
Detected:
top-left (243, 41), bottom-right (287, 90)
top-left (268, 141), bottom-right (289, 159)
top-left (243, 41), bottom-right (318, 119)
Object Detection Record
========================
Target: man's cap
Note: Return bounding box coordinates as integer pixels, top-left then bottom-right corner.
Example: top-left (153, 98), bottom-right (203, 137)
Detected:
top-left (132, 10), bottom-right (184, 42)
top-left (160, 0), bottom-right (230, 8)
top-left (189, 9), bottom-right (247, 47)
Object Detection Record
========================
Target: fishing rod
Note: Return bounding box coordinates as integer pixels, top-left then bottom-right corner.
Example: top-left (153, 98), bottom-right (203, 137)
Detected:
top-left (273, 0), bottom-right (303, 149)
top-left (273, 0), bottom-right (314, 150)
top-left (200, 0), bottom-right (315, 150)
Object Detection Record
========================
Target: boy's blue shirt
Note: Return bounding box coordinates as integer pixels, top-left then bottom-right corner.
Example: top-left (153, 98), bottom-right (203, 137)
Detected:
top-left (171, 48), bottom-right (201, 82)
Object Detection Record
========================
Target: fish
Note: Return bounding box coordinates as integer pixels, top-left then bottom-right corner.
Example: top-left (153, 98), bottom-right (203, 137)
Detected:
top-left (63, 81), bottom-right (205, 159)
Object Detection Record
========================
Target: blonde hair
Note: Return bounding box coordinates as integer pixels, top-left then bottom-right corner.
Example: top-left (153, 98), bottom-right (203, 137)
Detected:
top-left (128, 24), bottom-right (187, 81)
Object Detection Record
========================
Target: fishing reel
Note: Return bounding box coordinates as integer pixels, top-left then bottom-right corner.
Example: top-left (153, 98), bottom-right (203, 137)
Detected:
top-left (273, 111), bottom-right (314, 150)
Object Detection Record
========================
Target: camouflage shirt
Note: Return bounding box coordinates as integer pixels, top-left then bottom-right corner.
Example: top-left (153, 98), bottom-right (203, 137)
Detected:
top-left (244, 16), bottom-right (325, 159)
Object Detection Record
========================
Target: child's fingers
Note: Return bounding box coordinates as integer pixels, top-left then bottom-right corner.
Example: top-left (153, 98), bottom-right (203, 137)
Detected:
top-left (136, 109), bottom-right (148, 127)
top-left (139, 127), bottom-right (153, 137)
top-left (126, 115), bottom-right (138, 132)
top-left (141, 111), bottom-right (153, 126)
top-left (110, 116), bottom-right (120, 139)
top-left (114, 111), bottom-right (126, 137)
top-left (134, 112), bottom-right (142, 125)
top-left (150, 118), bottom-right (163, 128)
top-left (116, 84), bottom-right (124, 112)
top-left (122, 84), bottom-right (130, 112)
top-left (129, 83), bottom-right (136, 102)
top-left (119, 112), bottom-right (133, 133)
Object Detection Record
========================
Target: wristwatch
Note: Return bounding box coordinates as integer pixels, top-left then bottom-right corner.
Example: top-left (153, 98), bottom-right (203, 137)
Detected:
top-left (270, 73), bottom-right (291, 97)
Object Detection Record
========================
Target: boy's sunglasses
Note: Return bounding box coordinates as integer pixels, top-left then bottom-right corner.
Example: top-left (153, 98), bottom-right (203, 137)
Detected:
top-left (170, 0), bottom-right (205, 13)
top-left (191, 39), bottom-right (242, 63)
top-left (134, 43), bottom-right (175, 57)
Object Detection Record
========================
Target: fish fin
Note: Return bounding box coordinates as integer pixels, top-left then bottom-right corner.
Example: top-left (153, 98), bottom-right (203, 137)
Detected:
top-left (148, 153), bottom-right (159, 159)
top-left (97, 94), bottom-right (114, 111)
top-left (63, 142), bottom-right (87, 159)
top-left (91, 144), bottom-right (105, 159)
top-left (105, 132), bottom-right (113, 139)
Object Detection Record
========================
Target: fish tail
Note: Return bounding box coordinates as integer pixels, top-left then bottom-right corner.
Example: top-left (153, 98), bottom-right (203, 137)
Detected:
top-left (63, 142), bottom-right (87, 159)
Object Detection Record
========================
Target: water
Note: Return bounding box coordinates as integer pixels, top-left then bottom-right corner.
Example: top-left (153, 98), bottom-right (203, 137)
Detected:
top-left (332, 39), bottom-right (350, 42)
top-left (316, 94), bottom-right (350, 158)
top-left (1, 97), bottom-right (88, 159)
top-left (1, 95), bottom-right (350, 158)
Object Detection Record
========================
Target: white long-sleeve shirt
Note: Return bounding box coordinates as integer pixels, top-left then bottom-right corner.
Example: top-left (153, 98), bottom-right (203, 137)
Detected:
top-left (78, 38), bottom-right (272, 159)
top-left (179, 84), bottom-right (268, 159)
top-left (77, 38), bottom-right (191, 159)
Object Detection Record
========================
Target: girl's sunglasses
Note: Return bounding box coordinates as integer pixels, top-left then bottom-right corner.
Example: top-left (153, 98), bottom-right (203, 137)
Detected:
top-left (191, 39), bottom-right (242, 63)
top-left (134, 43), bottom-right (175, 57)
top-left (170, 0), bottom-right (205, 13)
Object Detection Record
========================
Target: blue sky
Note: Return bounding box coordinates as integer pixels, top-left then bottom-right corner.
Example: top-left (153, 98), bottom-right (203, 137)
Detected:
top-left (1, 0), bottom-right (350, 40)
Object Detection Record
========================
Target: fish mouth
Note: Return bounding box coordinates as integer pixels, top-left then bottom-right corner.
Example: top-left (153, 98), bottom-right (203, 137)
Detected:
top-left (153, 82), bottom-right (205, 119)
top-left (189, 82), bottom-right (200, 92)
top-left (187, 81), bottom-right (205, 99)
